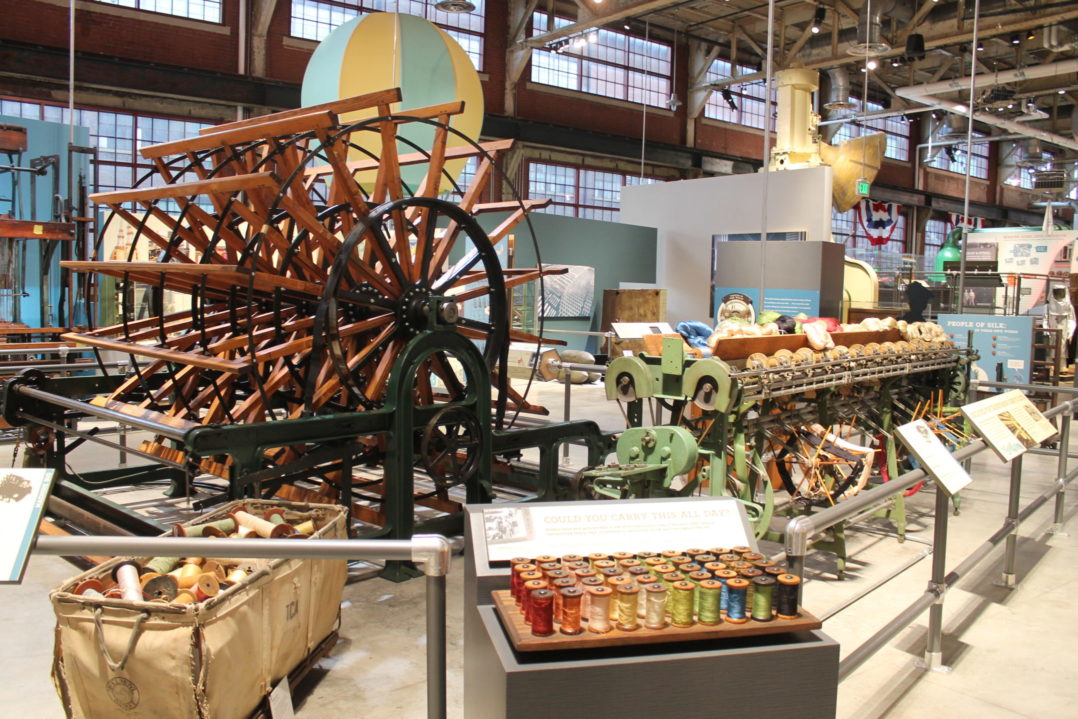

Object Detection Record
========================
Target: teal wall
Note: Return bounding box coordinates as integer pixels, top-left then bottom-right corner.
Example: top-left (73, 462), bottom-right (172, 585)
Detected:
top-left (477, 212), bottom-right (658, 353)
top-left (0, 115), bottom-right (90, 327)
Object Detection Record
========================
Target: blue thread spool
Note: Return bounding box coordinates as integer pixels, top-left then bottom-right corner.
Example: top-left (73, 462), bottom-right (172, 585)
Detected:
top-left (725, 577), bottom-right (750, 624)
top-left (715, 569), bottom-right (737, 614)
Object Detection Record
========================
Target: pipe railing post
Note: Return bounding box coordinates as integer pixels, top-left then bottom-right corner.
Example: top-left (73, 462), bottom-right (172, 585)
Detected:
top-left (920, 483), bottom-right (953, 673)
top-left (1050, 410), bottom-right (1071, 535)
top-left (998, 453), bottom-right (1022, 587)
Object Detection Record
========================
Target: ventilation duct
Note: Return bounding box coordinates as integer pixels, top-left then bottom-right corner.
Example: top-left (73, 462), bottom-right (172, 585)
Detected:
top-left (1017, 138), bottom-right (1047, 167)
top-left (938, 114), bottom-right (970, 141)
top-left (823, 68), bottom-right (856, 110)
top-left (848, 0), bottom-right (896, 56)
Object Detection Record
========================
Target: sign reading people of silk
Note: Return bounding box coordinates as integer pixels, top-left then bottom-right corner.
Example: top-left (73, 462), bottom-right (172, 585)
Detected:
top-left (857, 199), bottom-right (900, 246)
top-left (301, 12), bottom-right (484, 192)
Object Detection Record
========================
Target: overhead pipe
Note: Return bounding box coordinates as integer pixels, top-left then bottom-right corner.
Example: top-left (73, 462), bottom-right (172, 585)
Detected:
top-left (896, 58), bottom-right (1078, 153)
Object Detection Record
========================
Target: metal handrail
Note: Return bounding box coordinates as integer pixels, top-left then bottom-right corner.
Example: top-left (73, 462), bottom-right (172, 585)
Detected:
top-left (781, 378), bottom-right (1075, 681)
top-left (33, 534), bottom-right (452, 719)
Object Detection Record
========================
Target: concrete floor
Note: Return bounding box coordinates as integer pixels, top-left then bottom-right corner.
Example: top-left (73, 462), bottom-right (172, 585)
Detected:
top-left (1, 377), bottom-right (1075, 718)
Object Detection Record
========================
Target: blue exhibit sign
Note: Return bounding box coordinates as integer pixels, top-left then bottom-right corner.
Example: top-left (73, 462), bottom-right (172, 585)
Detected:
top-left (713, 287), bottom-right (822, 318)
top-left (937, 314), bottom-right (1033, 388)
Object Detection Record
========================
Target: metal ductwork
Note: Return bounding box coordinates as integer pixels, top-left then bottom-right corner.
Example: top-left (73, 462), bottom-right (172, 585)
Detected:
top-left (895, 58), bottom-right (1078, 154)
top-left (849, 0), bottom-right (897, 56)
top-left (938, 114), bottom-right (970, 141)
top-left (1017, 138), bottom-right (1047, 167)
top-left (823, 68), bottom-right (856, 110)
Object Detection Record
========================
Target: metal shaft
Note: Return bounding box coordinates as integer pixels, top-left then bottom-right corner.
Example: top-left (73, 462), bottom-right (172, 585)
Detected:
top-left (1054, 412), bottom-right (1071, 528)
top-left (427, 574), bottom-right (447, 719)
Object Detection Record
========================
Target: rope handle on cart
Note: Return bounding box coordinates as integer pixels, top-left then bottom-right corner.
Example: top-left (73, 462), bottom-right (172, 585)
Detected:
top-left (94, 606), bottom-right (149, 672)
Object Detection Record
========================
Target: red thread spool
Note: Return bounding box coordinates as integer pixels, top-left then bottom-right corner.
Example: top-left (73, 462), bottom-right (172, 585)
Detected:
top-left (539, 561), bottom-right (562, 577)
top-left (512, 565), bottom-right (538, 605)
top-left (530, 589), bottom-right (555, 637)
top-left (559, 587), bottom-right (584, 635)
top-left (522, 579), bottom-right (548, 625)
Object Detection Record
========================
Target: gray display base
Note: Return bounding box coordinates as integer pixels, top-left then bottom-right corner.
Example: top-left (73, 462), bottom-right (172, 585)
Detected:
top-left (465, 609), bottom-right (838, 719)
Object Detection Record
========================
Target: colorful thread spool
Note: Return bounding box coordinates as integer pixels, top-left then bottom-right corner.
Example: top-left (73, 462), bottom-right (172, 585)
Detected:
top-left (539, 561), bottom-right (562, 577)
top-left (573, 567), bottom-right (597, 584)
top-left (694, 553), bottom-right (717, 565)
top-left (232, 510), bottom-right (293, 538)
top-left (704, 561), bottom-right (728, 576)
top-left (725, 577), bottom-right (750, 624)
top-left (113, 561), bottom-right (143, 602)
top-left (636, 551), bottom-right (658, 560)
top-left (730, 560), bottom-right (753, 573)
top-left (732, 546), bottom-right (752, 556)
top-left (651, 563), bottom-right (676, 578)
top-left (679, 562), bottom-right (702, 574)
top-left (74, 578), bottom-right (104, 598)
top-left (195, 574), bottom-right (220, 601)
top-left (670, 555), bottom-right (692, 569)
top-left (551, 577), bottom-right (576, 623)
top-left (546, 569), bottom-right (570, 583)
top-left (669, 580), bottom-right (695, 628)
top-left (775, 574), bottom-right (801, 620)
top-left (660, 550), bottom-right (681, 561)
top-left (719, 553), bottom-right (740, 565)
top-left (292, 519), bottom-right (316, 536)
top-left (709, 547), bottom-right (730, 557)
top-left (742, 552), bottom-right (764, 564)
top-left (698, 579), bottom-right (723, 625)
top-left (264, 508), bottom-right (287, 525)
top-left (739, 567), bottom-right (763, 606)
top-left (715, 569), bottom-right (738, 614)
top-left (607, 576), bottom-right (632, 619)
top-left (530, 589), bottom-right (555, 637)
top-left (643, 557), bottom-right (666, 570)
top-left (535, 554), bottom-right (559, 566)
top-left (522, 579), bottom-right (548, 625)
top-left (585, 585), bottom-right (613, 634)
top-left (688, 570), bottom-right (711, 614)
top-left (618, 558), bottom-right (642, 573)
top-left (660, 571), bottom-right (684, 592)
top-left (753, 559), bottom-right (777, 573)
top-left (173, 517), bottom-right (236, 537)
top-left (559, 587), bottom-right (584, 635)
top-left (764, 565), bottom-right (786, 580)
top-left (616, 585), bottom-right (641, 631)
top-left (593, 559), bottom-right (618, 573)
top-left (587, 552), bottom-right (610, 569)
top-left (644, 584), bottom-right (668, 629)
top-left (612, 551), bottom-right (635, 562)
top-left (751, 575), bottom-right (776, 622)
top-left (143, 574), bottom-right (179, 601)
top-left (627, 565), bottom-right (651, 582)
top-left (225, 568), bottom-right (248, 584)
top-left (580, 576), bottom-right (604, 615)
top-left (510, 562), bottom-right (535, 604)
top-left (144, 556), bottom-right (180, 575)
top-left (561, 554), bottom-right (584, 565)
top-left (684, 548), bottom-right (706, 558)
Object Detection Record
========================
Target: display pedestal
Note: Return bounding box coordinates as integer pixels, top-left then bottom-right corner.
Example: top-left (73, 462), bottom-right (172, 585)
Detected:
top-left (462, 500), bottom-right (839, 719)
top-left (466, 607), bottom-right (837, 719)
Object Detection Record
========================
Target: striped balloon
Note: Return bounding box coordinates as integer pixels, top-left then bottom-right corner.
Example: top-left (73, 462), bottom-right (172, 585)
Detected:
top-left (301, 12), bottom-right (484, 192)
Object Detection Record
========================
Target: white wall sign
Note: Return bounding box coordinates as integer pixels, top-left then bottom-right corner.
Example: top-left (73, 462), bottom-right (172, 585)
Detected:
top-left (896, 420), bottom-right (972, 497)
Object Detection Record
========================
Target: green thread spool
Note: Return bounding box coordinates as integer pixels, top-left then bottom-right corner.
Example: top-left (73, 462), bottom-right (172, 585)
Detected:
top-left (627, 565), bottom-right (651, 582)
top-left (678, 562), bottom-right (702, 574)
top-left (144, 556), bottom-right (180, 575)
top-left (730, 560), bottom-right (753, 573)
top-left (643, 557), bottom-right (666, 571)
top-left (651, 563), bottom-right (675, 579)
top-left (177, 518), bottom-right (236, 537)
top-left (616, 585), bottom-right (641, 631)
top-left (670, 555), bottom-right (692, 569)
top-left (751, 575), bottom-right (776, 621)
top-left (660, 571), bottom-right (684, 592)
top-left (688, 570), bottom-right (710, 615)
top-left (719, 553), bottom-right (740, 565)
top-left (660, 550), bottom-right (680, 561)
top-left (669, 580), bottom-right (696, 628)
top-left (753, 559), bottom-right (777, 573)
top-left (697, 579), bottom-right (723, 625)
top-left (618, 558), bottom-right (642, 573)
top-left (740, 567), bottom-right (763, 607)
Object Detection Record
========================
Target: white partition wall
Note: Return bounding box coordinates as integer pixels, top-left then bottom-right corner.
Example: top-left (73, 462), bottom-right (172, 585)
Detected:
top-left (619, 166), bottom-right (835, 323)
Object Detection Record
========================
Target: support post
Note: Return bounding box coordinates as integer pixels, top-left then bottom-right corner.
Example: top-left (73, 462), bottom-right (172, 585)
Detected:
top-left (426, 572), bottom-right (447, 719)
top-left (921, 484), bottom-right (952, 673)
top-left (999, 453), bottom-right (1022, 587)
top-left (1050, 410), bottom-right (1071, 535)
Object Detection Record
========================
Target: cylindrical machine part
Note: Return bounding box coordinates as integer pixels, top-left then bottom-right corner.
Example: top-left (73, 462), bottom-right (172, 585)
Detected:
top-left (774, 68), bottom-right (821, 158)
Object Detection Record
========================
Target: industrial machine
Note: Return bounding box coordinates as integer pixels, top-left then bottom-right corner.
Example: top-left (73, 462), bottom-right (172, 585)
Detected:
top-left (571, 330), bottom-right (974, 577)
top-left (1, 90), bottom-right (608, 578)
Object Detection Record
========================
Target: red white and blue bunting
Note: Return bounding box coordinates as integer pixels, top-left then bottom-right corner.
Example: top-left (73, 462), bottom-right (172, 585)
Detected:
top-left (857, 199), bottom-right (900, 246)
top-left (948, 212), bottom-right (984, 230)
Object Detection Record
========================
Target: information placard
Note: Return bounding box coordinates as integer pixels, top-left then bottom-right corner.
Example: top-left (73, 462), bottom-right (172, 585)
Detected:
top-left (481, 497), bottom-right (756, 562)
top-left (895, 420), bottom-right (972, 497)
top-left (960, 389), bottom-right (1057, 462)
top-left (0, 468), bottom-right (56, 583)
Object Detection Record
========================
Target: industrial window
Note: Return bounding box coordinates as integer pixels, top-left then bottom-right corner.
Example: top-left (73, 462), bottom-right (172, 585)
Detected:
top-left (526, 161), bottom-right (659, 222)
top-left (926, 131), bottom-right (989, 179)
top-left (831, 206), bottom-right (906, 254)
top-left (828, 98), bottom-right (910, 162)
top-left (529, 12), bottom-right (672, 109)
top-left (703, 59), bottom-right (776, 131)
top-left (443, 156), bottom-right (479, 203)
top-left (0, 98), bottom-right (213, 211)
top-left (94, 0), bottom-right (222, 23)
top-left (289, 0), bottom-right (485, 69)
top-left (923, 217), bottom-right (950, 267)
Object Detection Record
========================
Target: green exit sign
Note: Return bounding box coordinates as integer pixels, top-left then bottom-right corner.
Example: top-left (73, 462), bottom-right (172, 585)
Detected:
top-left (856, 178), bottom-right (871, 196)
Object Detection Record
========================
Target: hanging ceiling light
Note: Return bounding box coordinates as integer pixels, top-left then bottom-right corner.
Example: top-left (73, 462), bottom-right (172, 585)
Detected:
top-left (1027, 29), bottom-right (1037, 41)
top-left (810, 5), bottom-right (825, 34)
top-left (1011, 34), bottom-right (1021, 45)
top-left (434, 0), bottom-right (475, 12)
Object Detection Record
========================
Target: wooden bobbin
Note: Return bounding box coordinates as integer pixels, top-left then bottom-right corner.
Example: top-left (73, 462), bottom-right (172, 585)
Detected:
top-left (170, 562), bottom-right (203, 589)
top-left (143, 574), bottom-right (179, 601)
top-left (231, 510), bottom-right (293, 538)
top-left (173, 517), bottom-right (236, 537)
top-left (74, 579), bottom-right (104, 597)
top-left (195, 574), bottom-right (221, 601)
top-left (144, 556), bottom-right (180, 575)
top-left (112, 561), bottom-right (143, 603)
